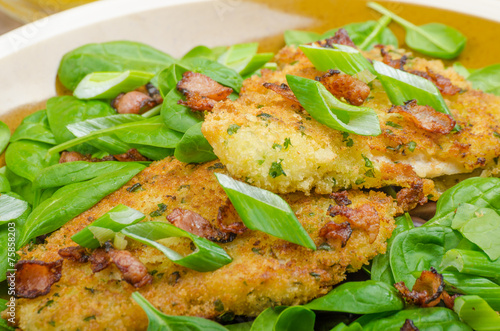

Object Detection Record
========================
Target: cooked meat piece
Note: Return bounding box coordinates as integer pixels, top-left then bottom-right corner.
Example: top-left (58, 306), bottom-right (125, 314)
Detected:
top-left (112, 91), bottom-right (156, 114)
top-left (167, 208), bottom-right (235, 243)
top-left (216, 199), bottom-right (247, 235)
top-left (89, 248), bottom-right (111, 273)
top-left (177, 71), bottom-right (233, 111)
top-left (108, 249), bottom-right (153, 288)
top-left (388, 100), bottom-right (456, 134)
top-left (263, 82), bottom-right (301, 106)
top-left (14, 260), bottom-right (63, 298)
top-left (396, 181), bottom-right (427, 211)
top-left (318, 28), bottom-right (357, 48)
top-left (319, 221), bottom-right (352, 247)
top-left (59, 151), bottom-right (89, 163)
top-left (329, 191), bottom-right (352, 206)
top-left (58, 246), bottom-right (89, 263)
top-left (410, 68), bottom-right (461, 96)
top-left (400, 319), bottom-right (420, 331)
top-left (146, 83), bottom-right (163, 104)
top-left (381, 48), bottom-right (407, 70)
top-left (113, 149), bottom-right (148, 162)
top-left (315, 69), bottom-right (371, 106)
top-left (14, 159), bottom-right (396, 330)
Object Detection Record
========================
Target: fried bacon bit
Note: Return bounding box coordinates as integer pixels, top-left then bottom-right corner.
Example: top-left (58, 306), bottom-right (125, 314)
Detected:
top-left (217, 199), bottom-right (247, 235)
top-left (58, 246), bottom-right (89, 263)
top-left (397, 181), bottom-right (427, 211)
top-left (112, 91), bottom-right (157, 114)
top-left (319, 28), bottom-right (357, 48)
top-left (327, 204), bottom-right (380, 243)
top-left (108, 249), bottom-right (153, 288)
top-left (388, 100), bottom-right (455, 134)
top-left (177, 71), bottom-right (233, 111)
top-left (14, 260), bottom-right (63, 298)
top-left (167, 208), bottom-right (235, 243)
top-left (263, 82), bottom-right (301, 106)
top-left (113, 148), bottom-right (148, 162)
top-left (59, 151), bottom-right (89, 163)
top-left (329, 191), bottom-right (352, 206)
top-left (381, 48), bottom-right (407, 70)
top-left (146, 83), bottom-right (163, 104)
top-left (400, 319), bottom-right (420, 331)
top-left (89, 248), bottom-right (111, 273)
top-left (394, 268), bottom-right (457, 309)
top-left (319, 221), bottom-right (352, 247)
top-left (410, 68), bottom-right (461, 96)
top-left (315, 69), bottom-right (371, 106)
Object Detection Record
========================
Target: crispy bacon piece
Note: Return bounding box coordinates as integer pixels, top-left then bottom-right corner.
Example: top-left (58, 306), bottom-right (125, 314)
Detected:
top-left (108, 249), bottom-right (153, 288)
top-left (395, 268), bottom-right (456, 309)
top-left (59, 151), bottom-right (89, 163)
top-left (177, 71), bottom-right (233, 111)
top-left (113, 148), bottom-right (148, 162)
top-left (401, 319), bottom-right (420, 331)
top-left (327, 204), bottom-right (380, 243)
top-left (329, 191), bottom-right (352, 206)
top-left (410, 68), bottom-right (461, 96)
top-left (319, 28), bottom-right (357, 48)
top-left (146, 83), bottom-right (163, 104)
top-left (58, 246), bottom-right (89, 263)
top-left (381, 48), bottom-right (407, 70)
top-left (316, 69), bottom-right (371, 106)
top-left (217, 200), bottom-right (247, 235)
top-left (388, 100), bottom-right (455, 134)
top-left (319, 221), bottom-right (352, 247)
top-left (397, 181), bottom-right (427, 211)
top-left (112, 91), bottom-right (157, 114)
top-left (14, 260), bottom-right (63, 298)
top-left (263, 82), bottom-right (301, 106)
top-left (89, 248), bottom-right (111, 273)
top-left (167, 208), bottom-right (236, 243)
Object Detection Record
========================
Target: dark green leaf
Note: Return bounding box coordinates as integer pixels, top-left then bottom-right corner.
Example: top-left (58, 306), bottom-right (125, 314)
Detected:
top-left (174, 122), bottom-right (217, 164)
top-left (287, 75), bottom-right (381, 136)
top-left (122, 221), bottom-right (232, 272)
top-left (305, 280), bottom-right (403, 314)
top-left (155, 64), bottom-right (190, 98)
top-left (132, 292), bottom-right (229, 331)
top-left (467, 64), bottom-right (500, 96)
top-left (0, 120), bottom-right (10, 154)
top-left (215, 173), bottom-right (316, 250)
top-left (10, 110), bottom-right (56, 145)
top-left (454, 295), bottom-right (500, 331)
top-left (273, 306), bottom-right (315, 331)
top-left (58, 41), bottom-right (176, 90)
top-left (5, 140), bottom-right (59, 182)
top-left (161, 88), bottom-right (204, 133)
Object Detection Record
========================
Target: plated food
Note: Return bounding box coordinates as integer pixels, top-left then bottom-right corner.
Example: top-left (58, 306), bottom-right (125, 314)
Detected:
top-left (1, 1), bottom-right (500, 330)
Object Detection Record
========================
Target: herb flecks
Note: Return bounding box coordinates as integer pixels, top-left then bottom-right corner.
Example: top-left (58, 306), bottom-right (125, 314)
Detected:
top-left (386, 121), bottom-right (402, 129)
top-left (126, 183), bottom-right (143, 193)
top-left (269, 159), bottom-right (286, 178)
top-left (342, 132), bottom-right (354, 147)
top-left (227, 124), bottom-right (241, 135)
top-left (149, 203), bottom-right (167, 217)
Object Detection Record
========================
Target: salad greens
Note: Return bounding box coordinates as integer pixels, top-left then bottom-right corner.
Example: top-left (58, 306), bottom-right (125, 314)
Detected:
top-left (9, 110), bottom-right (56, 145)
top-left (0, 121), bottom-right (10, 155)
top-left (467, 64), bottom-right (500, 96)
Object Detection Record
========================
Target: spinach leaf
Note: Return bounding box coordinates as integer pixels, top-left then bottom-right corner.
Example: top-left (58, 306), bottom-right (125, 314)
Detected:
top-left (284, 30), bottom-right (322, 46)
top-left (250, 306), bottom-right (287, 331)
top-left (467, 64), bottom-right (500, 96)
top-left (58, 41), bottom-right (176, 90)
top-left (0, 174), bottom-right (10, 193)
top-left (122, 222), bottom-right (232, 272)
top-left (453, 62), bottom-right (471, 79)
top-left (155, 63), bottom-right (190, 97)
top-left (454, 295), bottom-right (500, 330)
top-left (182, 45), bottom-right (227, 61)
top-left (161, 89), bottom-right (204, 133)
top-left (0, 120), bottom-right (10, 154)
top-left (132, 292), bottom-right (228, 331)
top-left (181, 57), bottom-right (243, 93)
top-left (0, 193), bottom-right (29, 224)
top-left (3, 168), bottom-right (34, 204)
top-left (10, 110), bottom-right (56, 145)
top-left (174, 122), bottom-right (217, 163)
top-left (330, 322), bottom-right (363, 331)
top-left (114, 117), bottom-right (183, 148)
top-left (390, 226), bottom-right (461, 288)
top-left (250, 306), bottom-right (315, 331)
top-left (225, 322), bottom-right (253, 331)
top-left (371, 214), bottom-right (414, 284)
top-left (217, 43), bottom-right (273, 77)
top-left (5, 140), bottom-right (59, 182)
top-left (360, 307), bottom-right (471, 331)
top-left (368, 2), bottom-right (466, 59)
top-left (287, 75), bottom-right (381, 136)
top-left (46, 96), bottom-right (115, 154)
top-left (131, 144), bottom-right (174, 161)
top-left (305, 280), bottom-right (403, 314)
top-left (425, 177), bottom-right (500, 227)
top-left (18, 162), bottom-right (145, 248)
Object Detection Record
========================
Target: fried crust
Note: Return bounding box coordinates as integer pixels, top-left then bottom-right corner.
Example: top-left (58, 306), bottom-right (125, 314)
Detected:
top-left (12, 159), bottom-right (396, 331)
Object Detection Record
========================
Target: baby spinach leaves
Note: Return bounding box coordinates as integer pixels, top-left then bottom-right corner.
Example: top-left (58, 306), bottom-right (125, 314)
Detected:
top-left (467, 64), bottom-right (500, 96)
top-left (58, 41), bottom-right (176, 90)
top-left (10, 110), bottom-right (56, 145)
top-left (5, 140), bottom-right (59, 182)
top-left (0, 120), bottom-right (10, 154)
top-left (0, 193), bottom-right (29, 224)
top-left (217, 42), bottom-right (274, 77)
top-left (368, 2), bottom-right (466, 59)
top-left (174, 122), bottom-right (217, 164)
top-left (250, 306), bottom-right (315, 331)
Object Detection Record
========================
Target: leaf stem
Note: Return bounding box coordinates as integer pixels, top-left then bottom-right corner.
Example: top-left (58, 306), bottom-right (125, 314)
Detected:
top-left (359, 15), bottom-right (392, 50)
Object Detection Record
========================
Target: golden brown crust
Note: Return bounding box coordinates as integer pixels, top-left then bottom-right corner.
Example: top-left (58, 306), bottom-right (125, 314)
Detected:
top-left (14, 260), bottom-right (63, 299)
top-left (318, 221), bottom-right (352, 247)
top-left (315, 69), bottom-right (370, 106)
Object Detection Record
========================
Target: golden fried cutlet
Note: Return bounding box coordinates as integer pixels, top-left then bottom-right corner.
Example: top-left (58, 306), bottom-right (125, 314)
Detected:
top-left (11, 159), bottom-right (396, 331)
top-left (202, 46), bottom-right (500, 197)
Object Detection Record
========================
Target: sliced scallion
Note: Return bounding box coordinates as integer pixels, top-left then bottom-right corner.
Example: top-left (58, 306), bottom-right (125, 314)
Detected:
top-left (286, 75), bottom-right (381, 136)
top-left (0, 193), bottom-right (29, 224)
top-left (71, 204), bottom-right (145, 248)
top-left (440, 249), bottom-right (500, 279)
top-left (453, 295), bottom-right (500, 331)
top-left (121, 221), bottom-right (232, 272)
top-left (214, 173), bottom-right (316, 250)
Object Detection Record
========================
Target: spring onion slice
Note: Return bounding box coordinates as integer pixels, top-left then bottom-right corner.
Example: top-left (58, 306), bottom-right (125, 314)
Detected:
top-left (454, 295), bottom-right (500, 331)
top-left (0, 193), bottom-right (29, 224)
top-left (373, 61), bottom-right (453, 118)
top-left (287, 75), bottom-right (381, 136)
top-left (300, 44), bottom-right (376, 81)
top-left (132, 292), bottom-right (229, 331)
top-left (73, 70), bottom-right (154, 100)
top-left (71, 204), bottom-right (145, 248)
top-left (121, 221), bottom-right (232, 272)
top-left (218, 43), bottom-right (274, 77)
top-left (440, 249), bottom-right (500, 279)
top-left (215, 173), bottom-right (316, 250)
